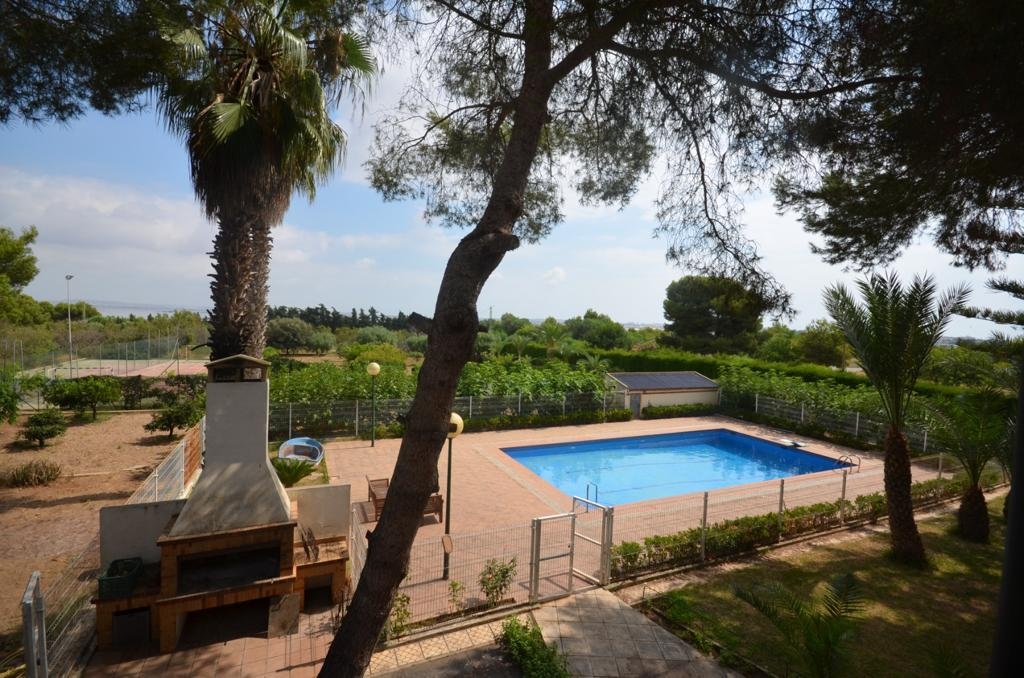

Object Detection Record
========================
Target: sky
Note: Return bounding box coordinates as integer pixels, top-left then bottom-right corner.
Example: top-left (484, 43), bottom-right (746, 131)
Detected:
top-left (1, 61), bottom-right (1021, 339)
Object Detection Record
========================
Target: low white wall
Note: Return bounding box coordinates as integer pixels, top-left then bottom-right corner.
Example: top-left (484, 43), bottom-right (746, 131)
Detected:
top-left (286, 484), bottom-right (351, 540)
top-left (640, 389), bottom-right (719, 408)
top-left (99, 499), bottom-right (186, 569)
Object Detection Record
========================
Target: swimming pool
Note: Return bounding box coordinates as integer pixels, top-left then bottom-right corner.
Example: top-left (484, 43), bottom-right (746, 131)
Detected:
top-left (502, 428), bottom-right (846, 505)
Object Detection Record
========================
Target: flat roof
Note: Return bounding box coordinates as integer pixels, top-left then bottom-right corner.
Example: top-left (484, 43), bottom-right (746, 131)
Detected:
top-left (607, 371), bottom-right (718, 391)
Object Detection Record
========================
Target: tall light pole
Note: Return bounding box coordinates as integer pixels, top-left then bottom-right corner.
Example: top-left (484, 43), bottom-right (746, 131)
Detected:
top-left (65, 275), bottom-right (74, 378)
top-left (442, 412), bottom-right (464, 580)
top-left (366, 362), bottom-right (381, 446)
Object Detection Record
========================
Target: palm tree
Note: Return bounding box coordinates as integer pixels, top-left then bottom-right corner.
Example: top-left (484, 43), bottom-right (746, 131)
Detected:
top-left (159, 0), bottom-right (373, 359)
top-left (736, 573), bottom-right (865, 678)
top-left (825, 273), bottom-right (968, 565)
top-left (930, 390), bottom-right (1011, 542)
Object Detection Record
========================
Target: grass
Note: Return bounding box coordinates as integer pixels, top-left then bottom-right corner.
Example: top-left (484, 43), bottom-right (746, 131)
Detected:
top-left (650, 497), bottom-right (1006, 677)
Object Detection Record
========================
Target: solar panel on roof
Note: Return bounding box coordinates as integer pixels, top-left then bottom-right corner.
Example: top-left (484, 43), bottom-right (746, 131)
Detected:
top-left (608, 371), bottom-right (718, 390)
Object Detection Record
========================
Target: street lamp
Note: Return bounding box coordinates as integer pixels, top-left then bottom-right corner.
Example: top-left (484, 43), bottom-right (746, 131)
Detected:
top-left (366, 362), bottom-right (381, 446)
top-left (65, 275), bottom-right (74, 379)
top-left (442, 412), bottom-right (464, 580)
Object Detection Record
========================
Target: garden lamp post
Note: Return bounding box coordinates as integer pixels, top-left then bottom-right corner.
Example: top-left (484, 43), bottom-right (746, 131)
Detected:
top-left (367, 362), bottom-right (381, 446)
top-left (442, 412), bottom-right (464, 580)
top-left (65, 274), bottom-right (74, 378)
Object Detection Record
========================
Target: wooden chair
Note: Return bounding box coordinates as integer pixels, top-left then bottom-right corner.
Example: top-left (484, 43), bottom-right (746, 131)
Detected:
top-left (424, 493), bottom-right (444, 523)
top-left (367, 476), bottom-right (389, 521)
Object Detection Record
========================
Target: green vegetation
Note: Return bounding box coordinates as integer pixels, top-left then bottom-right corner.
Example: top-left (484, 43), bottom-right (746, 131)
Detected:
top-left (19, 407), bottom-right (67, 447)
top-left (145, 375), bottom-right (205, 437)
top-left (379, 592), bottom-right (411, 642)
top-left (479, 557), bottom-right (517, 607)
top-left (650, 499), bottom-right (1006, 677)
top-left (1, 459), bottom-right (63, 487)
top-left (735, 572), bottom-right (864, 678)
top-left (640, 403), bottom-right (718, 419)
top-left (270, 457), bottom-right (317, 488)
top-left (43, 375), bottom-right (121, 419)
top-left (661, 276), bottom-right (768, 354)
top-left (610, 473), bottom-right (1001, 579)
top-left (499, 618), bottom-right (570, 678)
top-left (826, 273), bottom-right (969, 566)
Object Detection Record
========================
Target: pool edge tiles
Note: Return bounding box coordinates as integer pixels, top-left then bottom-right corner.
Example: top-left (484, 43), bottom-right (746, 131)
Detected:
top-left (501, 428), bottom-right (851, 506)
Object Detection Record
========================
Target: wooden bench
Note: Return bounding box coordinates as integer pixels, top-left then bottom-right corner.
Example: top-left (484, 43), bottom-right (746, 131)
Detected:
top-left (366, 476), bottom-right (443, 523)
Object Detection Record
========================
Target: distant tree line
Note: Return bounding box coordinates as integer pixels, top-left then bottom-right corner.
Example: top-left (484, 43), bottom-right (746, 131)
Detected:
top-left (266, 304), bottom-right (411, 332)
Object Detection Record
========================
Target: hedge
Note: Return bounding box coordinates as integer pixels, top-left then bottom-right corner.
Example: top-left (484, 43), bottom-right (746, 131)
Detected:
top-left (356, 408), bottom-right (633, 441)
top-left (640, 403), bottom-right (719, 419)
top-left (609, 473), bottom-right (995, 579)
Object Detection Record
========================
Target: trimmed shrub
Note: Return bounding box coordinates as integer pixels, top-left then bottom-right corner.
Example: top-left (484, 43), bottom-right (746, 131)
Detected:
top-left (1, 459), bottom-right (63, 487)
top-left (641, 403), bottom-right (718, 419)
top-left (20, 408), bottom-right (68, 448)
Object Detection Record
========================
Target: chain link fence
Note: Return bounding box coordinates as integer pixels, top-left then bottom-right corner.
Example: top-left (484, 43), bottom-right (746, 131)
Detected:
top-left (268, 389), bottom-right (625, 440)
top-left (722, 390), bottom-right (940, 453)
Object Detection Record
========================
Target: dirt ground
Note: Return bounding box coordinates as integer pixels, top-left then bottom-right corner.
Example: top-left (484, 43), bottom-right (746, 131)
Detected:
top-left (0, 412), bottom-right (176, 633)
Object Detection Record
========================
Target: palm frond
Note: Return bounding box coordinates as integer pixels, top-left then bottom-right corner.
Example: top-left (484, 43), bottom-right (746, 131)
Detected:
top-left (820, 573), bottom-right (864, 619)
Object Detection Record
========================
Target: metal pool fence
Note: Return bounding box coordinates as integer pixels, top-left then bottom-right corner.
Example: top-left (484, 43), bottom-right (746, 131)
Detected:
top-left (348, 451), bottom-right (991, 631)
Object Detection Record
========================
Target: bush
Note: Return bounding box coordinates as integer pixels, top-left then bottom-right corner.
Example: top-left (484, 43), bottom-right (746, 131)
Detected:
top-left (43, 375), bottom-right (122, 419)
top-left (20, 408), bottom-right (67, 448)
top-left (145, 400), bottom-right (203, 437)
top-left (499, 617), bottom-right (570, 678)
top-left (479, 557), bottom-right (517, 607)
top-left (271, 457), bottom-right (316, 487)
top-left (640, 403), bottom-right (718, 419)
top-left (1, 459), bottom-right (63, 487)
top-left (379, 592), bottom-right (411, 642)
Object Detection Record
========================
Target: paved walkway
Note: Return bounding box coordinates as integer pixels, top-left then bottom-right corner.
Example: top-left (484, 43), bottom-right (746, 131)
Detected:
top-left (85, 589), bottom-right (734, 677)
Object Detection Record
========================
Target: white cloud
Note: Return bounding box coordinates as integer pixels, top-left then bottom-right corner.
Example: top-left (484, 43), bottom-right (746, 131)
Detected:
top-left (355, 257), bottom-right (376, 269)
top-left (542, 266), bottom-right (567, 286)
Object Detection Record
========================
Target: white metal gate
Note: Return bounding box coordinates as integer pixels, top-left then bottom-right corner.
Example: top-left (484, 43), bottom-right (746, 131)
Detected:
top-left (571, 497), bottom-right (614, 586)
top-left (528, 513), bottom-right (576, 603)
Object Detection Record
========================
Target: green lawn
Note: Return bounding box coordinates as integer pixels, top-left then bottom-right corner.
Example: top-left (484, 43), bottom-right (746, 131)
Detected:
top-left (651, 497), bottom-right (1006, 677)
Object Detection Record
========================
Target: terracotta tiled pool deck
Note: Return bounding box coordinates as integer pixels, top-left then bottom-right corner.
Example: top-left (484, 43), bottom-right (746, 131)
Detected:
top-left (87, 417), bottom-right (939, 676)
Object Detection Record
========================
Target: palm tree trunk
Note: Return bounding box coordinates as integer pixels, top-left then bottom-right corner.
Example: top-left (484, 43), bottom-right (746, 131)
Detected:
top-left (958, 484), bottom-right (990, 543)
top-left (884, 427), bottom-right (926, 565)
top-left (207, 212), bottom-right (273, 360)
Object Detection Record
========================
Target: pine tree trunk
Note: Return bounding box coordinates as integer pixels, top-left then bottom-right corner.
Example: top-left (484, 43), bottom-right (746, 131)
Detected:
top-left (318, 3), bottom-right (557, 674)
top-left (883, 427), bottom-right (927, 565)
top-left (958, 485), bottom-right (990, 543)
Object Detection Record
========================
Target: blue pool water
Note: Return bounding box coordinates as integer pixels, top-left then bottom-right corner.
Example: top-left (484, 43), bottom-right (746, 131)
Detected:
top-left (503, 429), bottom-right (846, 506)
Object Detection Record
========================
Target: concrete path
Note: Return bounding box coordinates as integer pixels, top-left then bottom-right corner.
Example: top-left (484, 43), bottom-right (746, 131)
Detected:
top-left (531, 589), bottom-right (740, 678)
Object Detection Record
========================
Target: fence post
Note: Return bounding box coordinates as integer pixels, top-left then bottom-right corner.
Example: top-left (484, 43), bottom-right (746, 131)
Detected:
top-left (288, 402), bottom-right (293, 440)
top-left (602, 390), bottom-right (607, 422)
top-left (755, 393), bottom-right (759, 414)
top-left (800, 403), bottom-right (805, 423)
top-left (700, 491), bottom-right (709, 562)
top-left (22, 571), bottom-right (48, 678)
top-left (777, 479), bottom-right (785, 540)
top-left (601, 506), bottom-right (614, 585)
top-left (154, 467), bottom-right (159, 502)
top-left (518, 392), bottom-right (522, 416)
top-left (562, 394), bottom-right (566, 416)
top-left (855, 412), bottom-right (860, 438)
top-left (922, 429), bottom-right (929, 454)
top-left (469, 395), bottom-right (473, 419)
top-left (529, 518), bottom-right (541, 603)
top-left (840, 470), bottom-right (848, 524)
top-left (354, 400), bottom-right (359, 437)
top-left (937, 451), bottom-right (943, 481)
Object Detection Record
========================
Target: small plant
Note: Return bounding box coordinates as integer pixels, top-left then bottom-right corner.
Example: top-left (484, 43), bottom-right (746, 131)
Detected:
top-left (735, 572), bottom-right (864, 678)
top-left (20, 408), bottom-right (67, 448)
top-left (271, 457), bottom-right (316, 487)
top-left (379, 592), bottom-right (411, 642)
top-left (1, 459), bottom-right (63, 488)
top-left (479, 557), bottom-right (517, 607)
top-left (499, 617), bottom-right (570, 678)
top-left (447, 580), bottom-right (465, 613)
